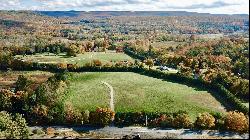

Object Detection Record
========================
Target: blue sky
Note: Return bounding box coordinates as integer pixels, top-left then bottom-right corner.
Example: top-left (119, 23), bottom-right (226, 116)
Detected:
top-left (0, 0), bottom-right (249, 14)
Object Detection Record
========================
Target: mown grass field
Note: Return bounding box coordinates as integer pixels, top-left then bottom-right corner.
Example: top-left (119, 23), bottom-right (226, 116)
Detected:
top-left (14, 51), bottom-right (134, 66)
top-left (66, 72), bottom-right (226, 120)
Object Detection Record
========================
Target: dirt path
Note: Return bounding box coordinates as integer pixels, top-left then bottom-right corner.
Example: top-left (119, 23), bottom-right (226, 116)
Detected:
top-left (89, 53), bottom-right (94, 59)
top-left (101, 81), bottom-right (114, 112)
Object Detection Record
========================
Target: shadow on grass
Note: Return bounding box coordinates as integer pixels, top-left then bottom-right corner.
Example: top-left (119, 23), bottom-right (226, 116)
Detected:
top-left (60, 55), bottom-right (72, 58)
top-left (136, 72), bottom-right (232, 112)
top-left (163, 78), bottom-right (233, 112)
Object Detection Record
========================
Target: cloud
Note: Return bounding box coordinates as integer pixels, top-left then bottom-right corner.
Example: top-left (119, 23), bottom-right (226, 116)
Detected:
top-left (0, 0), bottom-right (22, 10)
top-left (40, 0), bottom-right (124, 10)
top-left (0, 0), bottom-right (248, 14)
top-left (168, 1), bottom-right (240, 9)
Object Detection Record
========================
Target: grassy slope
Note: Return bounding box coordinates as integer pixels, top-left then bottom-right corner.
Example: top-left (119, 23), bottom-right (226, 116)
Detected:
top-left (15, 51), bottom-right (134, 66)
top-left (66, 72), bottom-right (226, 119)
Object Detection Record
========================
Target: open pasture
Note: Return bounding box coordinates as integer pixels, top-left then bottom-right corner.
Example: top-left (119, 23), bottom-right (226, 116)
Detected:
top-left (14, 51), bottom-right (134, 66)
top-left (66, 72), bottom-right (226, 120)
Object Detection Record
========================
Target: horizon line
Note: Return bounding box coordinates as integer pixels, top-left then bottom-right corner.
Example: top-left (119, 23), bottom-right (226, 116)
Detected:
top-left (0, 10), bottom-right (249, 15)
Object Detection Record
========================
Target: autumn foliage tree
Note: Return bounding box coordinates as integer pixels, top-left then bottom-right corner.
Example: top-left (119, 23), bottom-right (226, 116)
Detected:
top-left (195, 112), bottom-right (216, 129)
top-left (224, 111), bottom-right (249, 133)
top-left (66, 44), bottom-right (79, 57)
top-left (145, 59), bottom-right (154, 69)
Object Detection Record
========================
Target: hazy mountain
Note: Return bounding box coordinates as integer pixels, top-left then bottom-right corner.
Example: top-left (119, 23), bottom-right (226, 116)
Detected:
top-left (36, 11), bottom-right (249, 18)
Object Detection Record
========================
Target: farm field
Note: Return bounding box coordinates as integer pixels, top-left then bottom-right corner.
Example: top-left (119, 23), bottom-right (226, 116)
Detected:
top-left (0, 70), bottom-right (52, 89)
top-left (66, 72), bottom-right (226, 120)
top-left (151, 41), bottom-right (186, 49)
top-left (14, 51), bottom-right (134, 66)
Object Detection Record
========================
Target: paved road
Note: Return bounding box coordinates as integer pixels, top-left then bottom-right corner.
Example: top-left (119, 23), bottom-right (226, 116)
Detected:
top-left (29, 126), bottom-right (249, 139)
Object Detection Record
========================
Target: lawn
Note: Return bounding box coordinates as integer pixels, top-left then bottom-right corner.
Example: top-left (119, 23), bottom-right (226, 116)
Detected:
top-left (14, 51), bottom-right (134, 66)
top-left (66, 72), bottom-right (226, 120)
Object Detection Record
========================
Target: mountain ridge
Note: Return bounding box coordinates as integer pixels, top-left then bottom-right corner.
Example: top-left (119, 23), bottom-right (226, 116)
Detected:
top-left (34, 11), bottom-right (249, 17)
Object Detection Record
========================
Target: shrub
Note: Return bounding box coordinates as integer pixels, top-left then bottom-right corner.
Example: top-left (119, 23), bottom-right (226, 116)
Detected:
top-left (46, 127), bottom-right (55, 136)
top-left (0, 111), bottom-right (29, 139)
top-left (215, 118), bottom-right (225, 130)
top-left (127, 112), bottom-right (145, 125)
top-left (195, 112), bottom-right (216, 129)
top-left (93, 59), bottom-right (102, 67)
top-left (115, 61), bottom-right (124, 67)
top-left (89, 107), bottom-right (115, 126)
top-left (31, 104), bottom-right (49, 124)
top-left (35, 80), bottom-right (67, 107)
top-left (81, 110), bottom-right (90, 124)
top-left (210, 112), bottom-right (225, 130)
top-left (144, 59), bottom-right (154, 69)
top-left (114, 112), bottom-right (145, 126)
top-left (229, 79), bottom-right (249, 100)
top-left (11, 91), bottom-right (30, 113)
top-left (149, 114), bottom-right (173, 128)
top-left (13, 113), bottom-right (29, 138)
top-left (67, 64), bottom-right (78, 71)
top-left (47, 103), bottom-right (65, 124)
top-left (0, 89), bottom-right (13, 111)
top-left (11, 59), bottom-right (33, 71)
top-left (0, 51), bottom-right (13, 70)
top-left (31, 73), bottom-right (68, 125)
top-left (15, 75), bottom-right (31, 92)
top-left (32, 128), bottom-right (45, 135)
top-left (66, 44), bottom-right (79, 57)
top-left (0, 89), bottom-right (31, 114)
top-left (127, 61), bottom-right (134, 67)
top-left (224, 111), bottom-right (249, 133)
top-left (159, 115), bottom-right (173, 128)
top-left (57, 63), bottom-right (67, 70)
top-left (172, 113), bottom-right (192, 128)
top-left (64, 103), bottom-right (82, 125)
